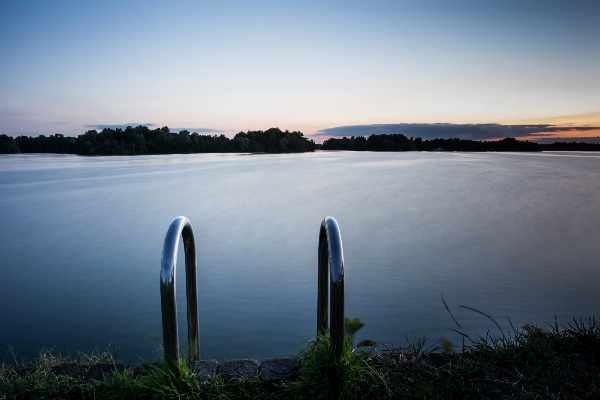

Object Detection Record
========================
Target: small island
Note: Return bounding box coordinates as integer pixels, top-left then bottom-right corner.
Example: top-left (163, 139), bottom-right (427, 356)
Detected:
top-left (0, 126), bottom-right (316, 155)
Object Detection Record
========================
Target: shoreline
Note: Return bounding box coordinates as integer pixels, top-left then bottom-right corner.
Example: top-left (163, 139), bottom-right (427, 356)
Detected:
top-left (3, 318), bottom-right (599, 398)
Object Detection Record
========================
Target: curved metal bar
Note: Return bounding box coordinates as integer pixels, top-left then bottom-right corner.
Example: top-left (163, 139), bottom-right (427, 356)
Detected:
top-left (317, 216), bottom-right (345, 359)
top-left (160, 216), bottom-right (199, 373)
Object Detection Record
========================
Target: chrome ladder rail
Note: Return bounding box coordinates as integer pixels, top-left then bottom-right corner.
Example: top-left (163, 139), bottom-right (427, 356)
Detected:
top-left (160, 216), bottom-right (199, 373)
top-left (159, 215), bottom-right (345, 371)
top-left (317, 216), bottom-right (345, 359)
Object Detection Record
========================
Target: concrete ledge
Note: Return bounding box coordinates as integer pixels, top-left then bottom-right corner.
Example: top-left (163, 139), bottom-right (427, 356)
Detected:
top-left (52, 363), bottom-right (128, 383)
top-left (190, 360), bottom-right (218, 382)
top-left (52, 358), bottom-right (300, 385)
top-left (259, 357), bottom-right (299, 381)
top-left (216, 359), bottom-right (258, 384)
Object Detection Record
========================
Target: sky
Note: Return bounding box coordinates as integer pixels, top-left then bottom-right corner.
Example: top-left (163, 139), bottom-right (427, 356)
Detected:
top-left (1, 0), bottom-right (599, 143)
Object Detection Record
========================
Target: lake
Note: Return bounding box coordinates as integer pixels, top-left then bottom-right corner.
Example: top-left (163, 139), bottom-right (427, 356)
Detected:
top-left (1, 151), bottom-right (599, 365)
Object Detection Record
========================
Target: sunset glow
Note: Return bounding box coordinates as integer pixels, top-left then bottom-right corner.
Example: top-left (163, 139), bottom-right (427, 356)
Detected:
top-left (1, 0), bottom-right (598, 143)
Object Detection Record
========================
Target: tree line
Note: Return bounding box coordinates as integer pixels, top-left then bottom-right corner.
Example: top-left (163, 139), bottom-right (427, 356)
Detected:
top-left (540, 141), bottom-right (600, 151)
top-left (320, 134), bottom-right (600, 152)
top-left (3, 130), bottom-right (600, 154)
top-left (0, 126), bottom-right (316, 155)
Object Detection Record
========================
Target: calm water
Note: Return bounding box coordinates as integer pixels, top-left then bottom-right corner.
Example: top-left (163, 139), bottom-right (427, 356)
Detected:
top-left (1, 151), bottom-right (599, 365)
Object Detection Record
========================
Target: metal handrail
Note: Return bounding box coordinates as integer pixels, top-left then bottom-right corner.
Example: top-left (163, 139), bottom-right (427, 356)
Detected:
top-left (317, 216), bottom-right (345, 359)
top-left (160, 216), bottom-right (199, 373)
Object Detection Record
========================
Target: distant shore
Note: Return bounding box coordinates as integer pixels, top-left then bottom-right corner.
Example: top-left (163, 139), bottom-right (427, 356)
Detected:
top-left (3, 128), bottom-right (600, 155)
top-left (320, 134), bottom-right (600, 152)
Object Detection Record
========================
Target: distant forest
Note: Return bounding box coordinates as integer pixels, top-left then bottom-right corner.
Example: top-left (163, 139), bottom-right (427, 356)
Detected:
top-left (320, 134), bottom-right (600, 152)
top-left (0, 126), bottom-right (315, 155)
top-left (2, 129), bottom-right (600, 154)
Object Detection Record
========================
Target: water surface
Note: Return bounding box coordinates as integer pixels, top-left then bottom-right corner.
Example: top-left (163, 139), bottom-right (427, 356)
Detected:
top-left (1, 151), bottom-right (599, 364)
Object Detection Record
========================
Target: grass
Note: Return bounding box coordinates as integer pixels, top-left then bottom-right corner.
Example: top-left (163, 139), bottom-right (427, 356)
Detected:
top-left (292, 333), bottom-right (370, 399)
top-left (2, 314), bottom-right (600, 399)
top-left (359, 300), bottom-right (600, 399)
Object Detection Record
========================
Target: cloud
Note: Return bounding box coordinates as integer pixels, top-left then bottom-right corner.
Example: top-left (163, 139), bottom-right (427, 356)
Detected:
top-left (315, 123), bottom-right (600, 141)
top-left (171, 127), bottom-right (224, 133)
top-left (84, 123), bottom-right (158, 130)
top-left (83, 124), bottom-right (224, 134)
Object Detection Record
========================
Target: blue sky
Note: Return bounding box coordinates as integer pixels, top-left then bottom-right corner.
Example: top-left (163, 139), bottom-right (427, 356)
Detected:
top-left (1, 0), bottom-right (599, 142)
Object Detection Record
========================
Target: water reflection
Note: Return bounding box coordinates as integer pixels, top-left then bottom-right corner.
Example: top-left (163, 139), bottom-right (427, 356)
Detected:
top-left (1, 151), bottom-right (599, 364)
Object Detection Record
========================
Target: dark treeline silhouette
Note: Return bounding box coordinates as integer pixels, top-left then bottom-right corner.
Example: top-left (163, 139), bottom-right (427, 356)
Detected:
top-left (235, 128), bottom-right (316, 153)
top-left (15, 134), bottom-right (74, 153)
top-left (0, 134), bottom-right (21, 153)
top-left (321, 134), bottom-right (416, 151)
top-left (3, 130), bottom-right (600, 154)
top-left (417, 137), bottom-right (541, 151)
top-left (321, 135), bottom-right (543, 152)
top-left (0, 126), bottom-right (315, 155)
top-left (541, 141), bottom-right (600, 151)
